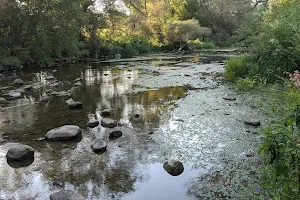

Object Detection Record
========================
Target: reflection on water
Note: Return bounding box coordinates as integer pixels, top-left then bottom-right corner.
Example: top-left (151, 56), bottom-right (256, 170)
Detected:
top-left (0, 60), bottom-right (199, 199)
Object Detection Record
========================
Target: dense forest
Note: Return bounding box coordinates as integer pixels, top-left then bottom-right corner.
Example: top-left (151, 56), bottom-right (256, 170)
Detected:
top-left (1, 0), bottom-right (264, 69)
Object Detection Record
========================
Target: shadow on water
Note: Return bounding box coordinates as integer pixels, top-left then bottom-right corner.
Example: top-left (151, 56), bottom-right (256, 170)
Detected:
top-left (0, 58), bottom-right (208, 199)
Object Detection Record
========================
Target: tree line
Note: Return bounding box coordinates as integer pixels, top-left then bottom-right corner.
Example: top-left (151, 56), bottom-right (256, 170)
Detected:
top-left (0, 0), bottom-right (262, 69)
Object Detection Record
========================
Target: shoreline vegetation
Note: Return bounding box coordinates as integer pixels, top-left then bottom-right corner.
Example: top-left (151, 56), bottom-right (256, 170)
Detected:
top-left (224, 1), bottom-right (300, 198)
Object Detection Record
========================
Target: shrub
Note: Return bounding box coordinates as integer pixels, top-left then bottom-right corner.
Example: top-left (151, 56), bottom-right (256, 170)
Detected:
top-left (224, 56), bottom-right (258, 82)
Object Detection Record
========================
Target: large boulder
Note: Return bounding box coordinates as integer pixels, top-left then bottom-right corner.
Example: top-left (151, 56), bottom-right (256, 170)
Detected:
top-left (0, 97), bottom-right (7, 105)
top-left (6, 144), bottom-right (34, 161)
top-left (13, 79), bottom-right (25, 86)
top-left (46, 125), bottom-right (82, 141)
top-left (163, 160), bottom-right (184, 176)
top-left (91, 138), bottom-right (107, 153)
top-left (50, 190), bottom-right (85, 200)
top-left (101, 118), bottom-right (117, 128)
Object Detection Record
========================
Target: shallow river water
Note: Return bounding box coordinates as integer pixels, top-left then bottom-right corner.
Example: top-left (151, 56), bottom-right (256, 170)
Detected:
top-left (0, 53), bottom-right (263, 200)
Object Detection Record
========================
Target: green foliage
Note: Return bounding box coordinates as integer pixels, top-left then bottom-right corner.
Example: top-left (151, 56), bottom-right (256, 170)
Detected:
top-left (258, 86), bottom-right (300, 199)
top-left (237, 0), bottom-right (300, 82)
top-left (224, 56), bottom-right (258, 82)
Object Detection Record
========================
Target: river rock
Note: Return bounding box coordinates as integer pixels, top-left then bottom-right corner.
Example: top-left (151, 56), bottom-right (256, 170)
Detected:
top-left (109, 130), bottom-right (122, 139)
top-left (0, 97), bottom-right (7, 105)
top-left (163, 160), bottom-right (184, 176)
top-left (39, 96), bottom-right (49, 103)
top-left (45, 125), bottom-right (82, 141)
top-left (91, 138), bottom-right (107, 153)
top-left (87, 118), bottom-right (99, 128)
top-left (223, 94), bottom-right (236, 101)
top-left (65, 98), bottom-right (82, 109)
top-left (13, 79), bottom-right (25, 86)
top-left (101, 109), bottom-right (111, 117)
top-left (244, 120), bottom-right (261, 126)
top-left (50, 190), bottom-right (85, 200)
top-left (45, 76), bottom-right (57, 81)
top-left (68, 101), bottom-right (83, 109)
top-left (74, 82), bottom-right (82, 87)
top-left (6, 144), bottom-right (34, 161)
top-left (101, 118), bottom-right (117, 128)
top-left (24, 85), bottom-right (33, 91)
top-left (8, 90), bottom-right (21, 98)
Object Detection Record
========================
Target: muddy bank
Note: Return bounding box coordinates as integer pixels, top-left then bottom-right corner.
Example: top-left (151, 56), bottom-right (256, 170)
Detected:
top-left (0, 53), bottom-right (263, 199)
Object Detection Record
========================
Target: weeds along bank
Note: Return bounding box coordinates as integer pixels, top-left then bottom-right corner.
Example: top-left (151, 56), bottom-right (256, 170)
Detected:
top-left (225, 57), bottom-right (300, 199)
top-left (224, 1), bottom-right (300, 198)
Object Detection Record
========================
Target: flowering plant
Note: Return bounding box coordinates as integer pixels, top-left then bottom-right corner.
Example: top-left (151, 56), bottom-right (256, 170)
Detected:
top-left (289, 70), bottom-right (300, 88)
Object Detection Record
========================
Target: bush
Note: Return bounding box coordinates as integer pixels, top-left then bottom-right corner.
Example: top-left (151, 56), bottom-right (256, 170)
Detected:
top-left (0, 56), bottom-right (22, 70)
top-left (224, 56), bottom-right (258, 82)
top-left (258, 84), bottom-right (300, 199)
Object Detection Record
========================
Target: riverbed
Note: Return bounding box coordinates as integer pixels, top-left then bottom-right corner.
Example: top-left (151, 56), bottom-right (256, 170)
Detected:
top-left (0, 53), bottom-right (263, 200)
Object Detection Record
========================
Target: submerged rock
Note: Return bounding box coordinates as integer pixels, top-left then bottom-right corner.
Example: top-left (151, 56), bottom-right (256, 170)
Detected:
top-left (91, 138), bottom-right (107, 153)
top-left (0, 97), bottom-right (7, 105)
top-left (45, 125), bottom-right (82, 141)
top-left (109, 130), bottom-right (122, 140)
top-left (13, 78), bottom-right (25, 86)
top-left (6, 144), bottom-right (34, 161)
top-left (87, 118), bottom-right (99, 128)
top-left (163, 160), bottom-right (184, 176)
top-left (0, 73), bottom-right (5, 79)
top-left (244, 120), bottom-right (261, 126)
top-left (50, 190), bottom-right (85, 200)
top-left (101, 118), bottom-right (117, 128)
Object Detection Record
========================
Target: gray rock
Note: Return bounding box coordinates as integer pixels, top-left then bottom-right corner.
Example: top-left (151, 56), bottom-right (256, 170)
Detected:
top-left (91, 138), bottom-right (107, 153)
top-left (13, 78), bottom-right (25, 86)
top-left (45, 76), bottom-right (57, 81)
top-left (87, 118), bottom-right (99, 128)
top-left (101, 118), bottom-right (117, 128)
top-left (34, 137), bottom-right (46, 142)
top-left (68, 101), bottom-right (83, 109)
top-left (75, 78), bottom-right (82, 82)
top-left (223, 94), bottom-right (236, 101)
top-left (101, 109), bottom-right (111, 117)
top-left (46, 89), bottom-right (55, 94)
top-left (6, 144), bottom-right (34, 161)
top-left (50, 190), bottom-right (85, 200)
top-left (24, 85), bottom-right (33, 91)
top-left (163, 160), bottom-right (184, 176)
top-left (74, 82), bottom-right (82, 87)
top-left (45, 125), bottom-right (82, 141)
top-left (244, 120), bottom-right (261, 126)
top-left (0, 97), bottom-right (7, 105)
top-left (8, 90), bottom-right (21, 98)
top-left (65, 98), bottom-right (83, 109)
top-left (109, 130), bottom-right (122, 139)
top-left (39, 96), bottom-right (49, 103)
top-left (0, 73), bottom-right (5, 79)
